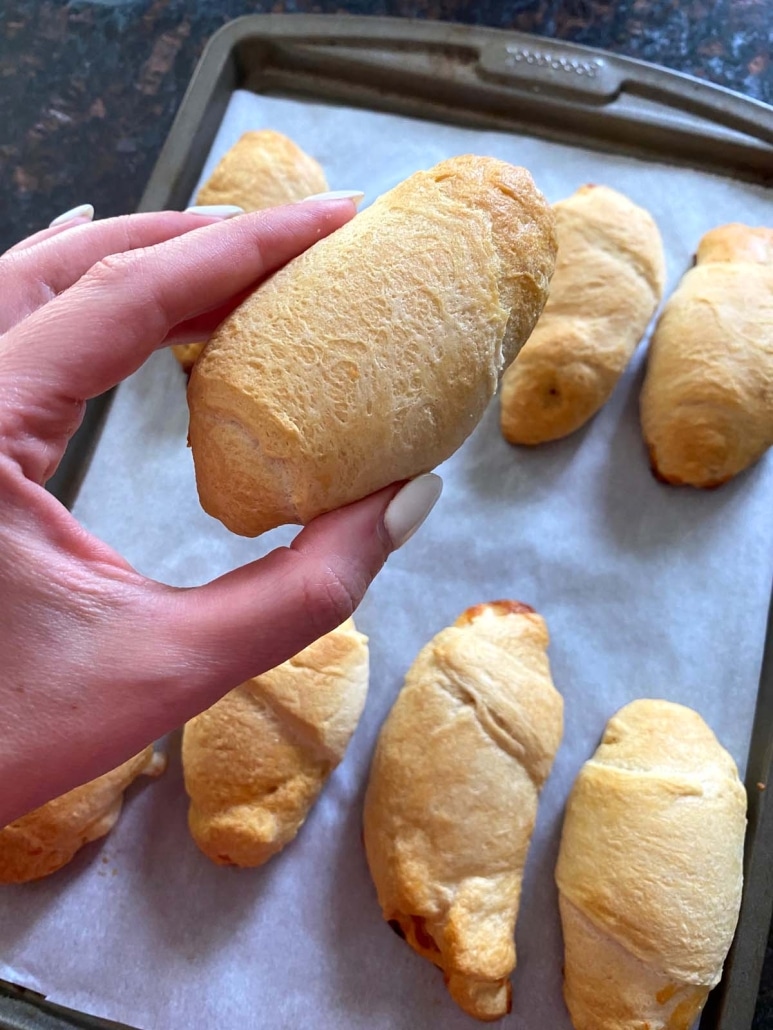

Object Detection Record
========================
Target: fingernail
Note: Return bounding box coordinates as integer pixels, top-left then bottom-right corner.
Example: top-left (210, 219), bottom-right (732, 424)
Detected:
top-left (49, 204), bottom-right (94, 228)
top-left (184, 204), bottom-right (245, 219)
top-left (383, 474), bottom-right (443, 550)
top-left (298, 190), bottom-right (365, 205)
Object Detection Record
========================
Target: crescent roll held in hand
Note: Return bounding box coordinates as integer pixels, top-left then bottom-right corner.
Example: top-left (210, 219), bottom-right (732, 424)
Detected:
top-left (500, 184), bottom-right (665, 444)
top-left (188, 156), bottom-right (557, 537)
top-left (172, 130), bottom-right (329, 373)
top-left (556, 699), bottom-right (746, 1030)
top-left (182, 619), bottom-right (368, 867)
top-left (0, 748), bottom-right (165, 884)
top-left (363, 601), bottom-right (564, 1022)
top-left (640, 223), bottom-right (773, 487)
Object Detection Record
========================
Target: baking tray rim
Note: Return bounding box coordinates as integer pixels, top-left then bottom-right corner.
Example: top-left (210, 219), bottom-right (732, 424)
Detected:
top-left (9, 12), bottom-right (773, 1030)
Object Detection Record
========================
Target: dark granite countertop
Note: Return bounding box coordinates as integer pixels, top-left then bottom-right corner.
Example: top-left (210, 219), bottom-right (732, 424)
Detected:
top-left (1, 0), bottom-right (771, 252)
top-left (1, 1), bottom-right (772, 1028)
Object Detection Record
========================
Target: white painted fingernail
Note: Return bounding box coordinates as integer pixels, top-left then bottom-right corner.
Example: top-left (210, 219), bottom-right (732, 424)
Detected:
top-left (49, 204), bottom-right (94, 227)
top-left (184, 204), bottom-right (245, 219)
top-left (384, 474), bottom-right (443, 550)
top-left (298, 190), bottom-right (365, 205)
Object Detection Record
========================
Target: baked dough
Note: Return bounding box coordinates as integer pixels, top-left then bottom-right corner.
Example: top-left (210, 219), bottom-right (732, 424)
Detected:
top-left (556, 699), bottom-right (746, 1030)
top-left (500, 184), bottom-right (665, 444)
top-left (196, 129), bottom-right (328, 212)
top-left (182, 619), bottom-right (368, 867)
top-left (363, 601), bottom-right (564, 1021)
top-left (188, 155), bottom-right (556, 536)
top-left (0, 748), bottom-right (164, 884)
top-left (172, 341), bottom-right (207, 376)
top-left (640, 223), bottom-right (773, 487)
top-left (172, 130), bottom-right (328, 373)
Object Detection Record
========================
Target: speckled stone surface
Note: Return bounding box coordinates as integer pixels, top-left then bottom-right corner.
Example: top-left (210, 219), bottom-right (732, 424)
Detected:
top-left (1, 1), bottom-right (773, 1026)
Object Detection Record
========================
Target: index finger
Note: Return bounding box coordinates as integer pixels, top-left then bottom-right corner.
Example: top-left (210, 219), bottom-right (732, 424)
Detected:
top-left (0, 210), bottom-right (237, 335)
top-left (1, 200), bottom-right (355, 404)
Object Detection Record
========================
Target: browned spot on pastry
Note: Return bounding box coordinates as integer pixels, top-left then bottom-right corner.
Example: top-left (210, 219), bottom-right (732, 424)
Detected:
top-left (410, 915), bottom-right (439, 953)
top-left (669, 991), bottom-right (709, 1030)
top-left (656, 984), bottom-right (677, 1004)
top-left (544, 381), bottom-right (562, 408)
top-left (647, 441), bottom-right (732, 490)
top-left (456, 600), bottom-right (535, 626)
top-left (647, 442), bottom-right (681, 486)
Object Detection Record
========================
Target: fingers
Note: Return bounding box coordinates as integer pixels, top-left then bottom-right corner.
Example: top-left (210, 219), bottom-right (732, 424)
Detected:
top-left (157, 475), bottom-right (441, 705)
top-left (0, 210), bottom-right (231, 335)
top-left (0, 474), bottom-right (441, 822)
top-left (161, 485), bottom-right (403, 699)
top-left (4, 216), bottom-right (94, 256)
top-left (0, 200), bottom-right (355, 484)
top-left (4, 201), bottom-right (354, 397)
top-left (161, 287), bottom-right (254, 347)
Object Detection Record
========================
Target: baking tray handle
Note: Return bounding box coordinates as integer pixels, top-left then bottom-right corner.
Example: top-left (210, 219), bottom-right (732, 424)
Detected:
top-left (478, 38), bottom-right (773, 143)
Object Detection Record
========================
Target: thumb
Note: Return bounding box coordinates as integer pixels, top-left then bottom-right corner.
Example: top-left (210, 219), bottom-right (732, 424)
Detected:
top-left (159, 475), bottom-right (443, 704)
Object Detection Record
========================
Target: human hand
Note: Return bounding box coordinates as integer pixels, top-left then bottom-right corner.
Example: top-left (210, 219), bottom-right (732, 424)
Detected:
top-left (0, 203), bottom-right (442, 826)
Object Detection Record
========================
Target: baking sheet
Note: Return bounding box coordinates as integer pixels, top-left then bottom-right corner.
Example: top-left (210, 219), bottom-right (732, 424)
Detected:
top-left (1, 90), bottom-right (772, 1030)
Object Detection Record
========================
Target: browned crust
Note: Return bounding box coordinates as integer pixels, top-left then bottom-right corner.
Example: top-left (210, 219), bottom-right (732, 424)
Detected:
top-left (455, 600), bottom-right (536, 626)
top-left (646, 441), bottom-right (732, 491)
top-left (172, 342), bottom-right (205, 375)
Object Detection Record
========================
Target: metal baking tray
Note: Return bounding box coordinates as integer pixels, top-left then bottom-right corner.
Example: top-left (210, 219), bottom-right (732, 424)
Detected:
top-left (7, 14), bottom-right (773, 1030)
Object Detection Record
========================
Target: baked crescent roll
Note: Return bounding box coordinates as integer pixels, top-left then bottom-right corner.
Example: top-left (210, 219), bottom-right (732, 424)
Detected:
top-left (172, 130), bottom-right (328, 373)
top-left (196, 129), bottom-right (328, 212)
top-left (182, 619), bottom-right (368, 867)
top-left (363, 601), bottom-right (564, 1022)
top-left (0, 748), bottom-right (165, 884)
top-left (500, 184), bottom-right (665, 444)
top-left (188, 155), bottom-right (556, 537)
top-left (640, 223), bottom-right (773, 487)
top-left (556, 699), bottom-right (746, 1030)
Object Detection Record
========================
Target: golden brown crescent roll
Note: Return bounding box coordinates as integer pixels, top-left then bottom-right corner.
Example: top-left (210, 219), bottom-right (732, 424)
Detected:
top-left (172, 130), bottom-right (328, 373)
top-left (196, 129), bottom-right (327, 212)
top-left (0, 748), bottom-right (165, 884)
top-left (500, 184), bottom-right (665, 444)
top-left (182, 618), bottom-right (369, 867)
top-left (640, 223), bottom-right (773, 487)
top-left (363, 601), bottom-right (564, 1022)
top-left (556, 699), bottom-right (746, 1030)
top-left (188, 155), bottom-right (556, 537)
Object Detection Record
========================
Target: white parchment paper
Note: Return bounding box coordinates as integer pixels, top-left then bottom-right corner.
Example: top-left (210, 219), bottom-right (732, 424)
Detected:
top-left (1, 91), bottom-right (772, 1030)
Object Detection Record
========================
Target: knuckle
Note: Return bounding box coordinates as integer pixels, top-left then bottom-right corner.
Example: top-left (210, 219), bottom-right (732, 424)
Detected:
top-left (81, 248), bottom-right (172, 335)
top-left (89, 250), bottom-right (136, 282)
top-left (301, 556), bottom-right (360, 636)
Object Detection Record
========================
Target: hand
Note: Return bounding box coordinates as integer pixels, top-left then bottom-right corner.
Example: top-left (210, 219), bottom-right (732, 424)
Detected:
top-left (0, 204), bottom-right (442, 826)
